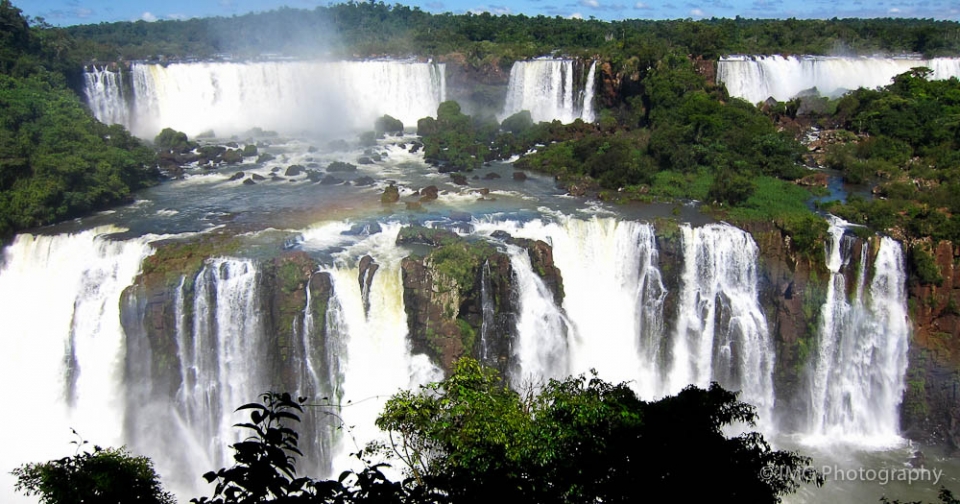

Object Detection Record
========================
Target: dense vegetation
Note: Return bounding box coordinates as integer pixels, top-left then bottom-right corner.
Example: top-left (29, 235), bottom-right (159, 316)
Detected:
top-left (16, 361), bottom-right (825, 504)
top-left (0, 0), bottom-right (158, 238)
top-left (818, 68), bottom-right (960, 243)
top-left (62, 3), bottom-right (960, 64)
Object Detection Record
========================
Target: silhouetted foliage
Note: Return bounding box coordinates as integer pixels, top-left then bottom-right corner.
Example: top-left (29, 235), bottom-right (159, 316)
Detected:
top-left (13, 430), bottom-right (175, 504)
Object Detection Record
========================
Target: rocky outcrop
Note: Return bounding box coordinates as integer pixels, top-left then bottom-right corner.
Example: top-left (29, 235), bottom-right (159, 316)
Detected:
top-left (120, 237), bottom-right (327, 404)
top-left (746, 222), bottom-right (828, 431)
top-left (399, 226), bottom-right (563, 376)
top-left (902, 240), bottom-right (960, 452)
top-left (358, 255), bottom-right (379, 316)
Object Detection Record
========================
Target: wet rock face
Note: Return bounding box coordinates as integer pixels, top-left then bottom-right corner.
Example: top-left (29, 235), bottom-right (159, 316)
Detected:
top-left (398, 227), bottom-right (563, 376)
top-left (902, 240), bottom-right (960, 452)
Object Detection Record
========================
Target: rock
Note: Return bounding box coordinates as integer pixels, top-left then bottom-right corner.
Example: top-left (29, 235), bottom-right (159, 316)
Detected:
top-left (491, 230), bottom-right (512, 241)
top-left (220, 149), bottom-right (243, 164)
top-left (419, 185), bottom-right (439, 202)
top-left (270, 166), bottom-right (281, 173)
top-left (483, 172), bottom-right (501, 180)
top-left (409, 142), bottom-right (423, 154)
top-left (225, 141), bottom-right (239, 148)
top-left (375, 114), bottom-right (404, 136)
top-left (381, 184), bottom-right (400, 204)
top-left (354, 176), bottom-right (376, 186)
top-left (258, 153), bottom-right (276, 163)
top-left (320, 175), bottom-right (343, 185)
top-left (342, 222), bottom-right (382, 236)
top-left (327, 161), bottom-right (358, 172)
top-left (358, 255), bottom-right (380, 315)
top-left (251, 173), bottom-right (266, 181)
top-left (305, 170), bottom-right (324, 183)
top-left (796, 172), bottom-right (829, 187)
top-left (242, 178), bottom-right (256, 185)
top-left (451, 173), bottom-right (468, 185)
top-left (242, 144), bottom-right (258, 157)
top-left (306, 162), bottom-right (321, 168)
top-left (285, 165), bottom-right (305, 177)
top-left (449, 211), bottom-right (471, 222)
top-left (405, 201), bottom-right (423, 211)
top-left (396, 226), bottom-right (459, 247)
top-left (513, 171), bottom-right (527, 181)
top-left (227, 172), bottom-right (245, 181)
top-left (358, 156), bottom-right (374, 165)
top-left (474, 188), bottom-right (490, 196)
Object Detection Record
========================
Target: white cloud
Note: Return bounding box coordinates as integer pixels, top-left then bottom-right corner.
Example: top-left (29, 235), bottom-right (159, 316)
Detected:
top-left (580, 0), bottom-right (601, 8)
top-left (167, 13), bottom-right (188, 20)
top-left (141, 11), bottom-right (158, 22)
top-left (635, 2), bottom-right (652, 8)
top-left (570, 11), bottom-right (584, 18)
top-left (888, 7), bottom-right (901, 12)
top-left (690, 7), bottom-right (705, 15)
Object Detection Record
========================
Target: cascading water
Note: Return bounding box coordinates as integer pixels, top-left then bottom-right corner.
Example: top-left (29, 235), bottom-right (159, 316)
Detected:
top-left (500, 59), bottom-right (596, 124)
top-left (0, 228), bottom-right (154, 504)
top-left (83, 66), bottom-right (130, 128)
top-left (718, 55), bottom-right (960, 104)
top-left (666, 223), bottom-right (774, 423)
top-left (0, 210), bottom-right (918, 503)
top-left (84, 60), bottom-right (447, 138)
top-left (805, 218), bottom-right (910, 447)
top-left (302, 224), bottom-right (443, 475)
top-left (506, 243), bottom-right (571, 383)
top-left (475, 218), bottom-right (664, 391)
top-left (479, 260), bottom-right (496, 365)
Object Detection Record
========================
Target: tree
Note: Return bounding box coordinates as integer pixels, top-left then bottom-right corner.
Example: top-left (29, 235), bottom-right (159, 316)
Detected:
top-left (376, 357), bottom-right (823, 504)
top-left (192, 391), bottom-right (447, 504)
top-left (13, 431), bottom-right (175, 504)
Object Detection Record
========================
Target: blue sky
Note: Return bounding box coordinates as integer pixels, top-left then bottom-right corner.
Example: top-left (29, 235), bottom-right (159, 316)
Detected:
top-left (18, 0), bottom-right (960, 26)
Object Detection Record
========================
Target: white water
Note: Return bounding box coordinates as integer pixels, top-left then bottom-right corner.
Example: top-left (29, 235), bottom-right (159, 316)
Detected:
top-left (500, 59), bottom-right (596, 124)
top-left (0, 214), bottom-right (917, 502)
top-left (507, 243), bottom-right (571, 383)
top-left (0, 228), bottom-right (154, 504)
top-left (805, 218), bottom-right (910, 448)
top-left (309, 224), bottom-right (443, 475)
top-left (475, 218), bottom-right (771, 409)
top-left (718, 55), bottom-right (960, 104)
top-left (84, 66), bottom-right (130, 128)
top-left (666, 223), bottom-right (774, 423)
top-left (86, 60), bottom-right (447, 138)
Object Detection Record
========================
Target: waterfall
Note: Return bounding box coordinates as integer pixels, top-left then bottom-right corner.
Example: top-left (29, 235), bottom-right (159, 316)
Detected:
top-left (666, 223), bottom-right (774, 422)
top-left (0, 215), bottom-right (917, 503)
top-left (0, 227), bottom-right (154, 504)
top-left (500, 59), bottom-right (596, 124)
top-left (83, 66), bottom-right (130, 128)
top-left (479, 260), bottom-right (496, 366)
top-left (718, 55), bottom-right (960, 104)
top-left (507, 243), bottom-right (571, 383)
top-left (179, 258), bottom-right (266, 468)
top-left (475, 218), bottom-right (667, 397)
top-left (805, 218), bottom-right (910, 447)
top-left (84, 60), bottom-right (447, 138)
top-left (313, 224), bottom-right (442, 475)
top-left (581, 60), bottom-right (598, 123)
